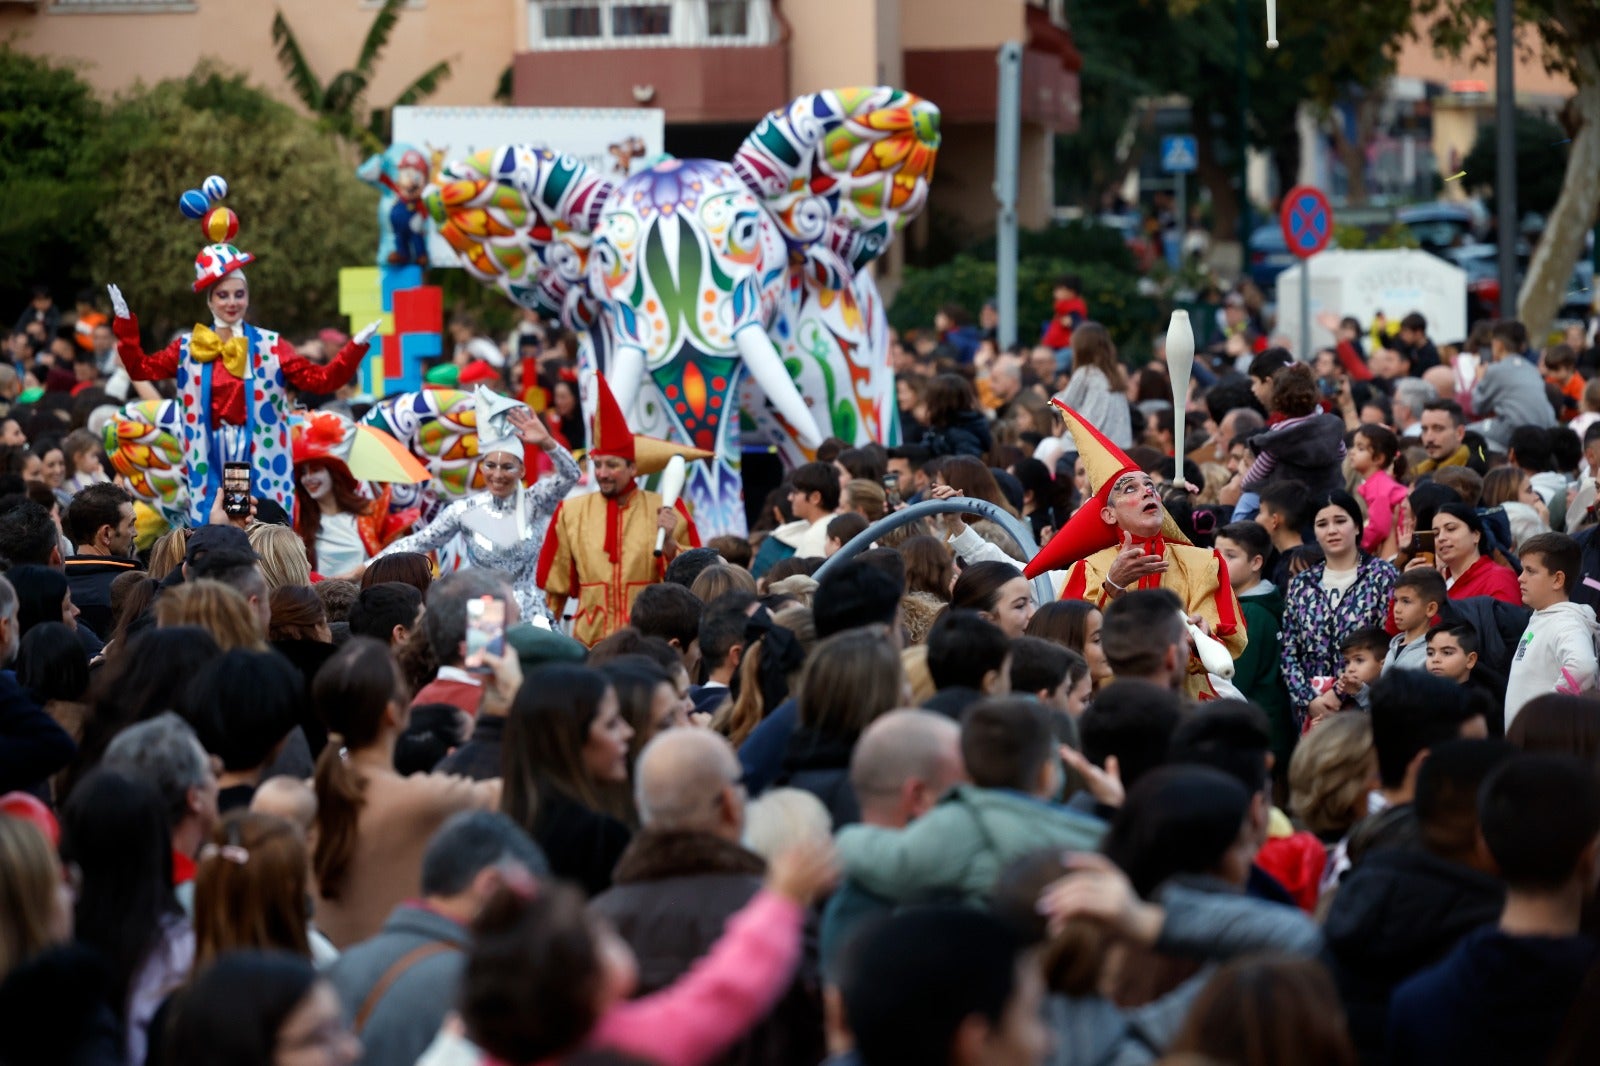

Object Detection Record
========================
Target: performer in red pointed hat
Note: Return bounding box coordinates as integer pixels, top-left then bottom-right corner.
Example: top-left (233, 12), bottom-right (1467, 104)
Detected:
top-left (1026, 400), bottom-right (1246, 699)
top-left (537, 373), bottom-right (712, 646)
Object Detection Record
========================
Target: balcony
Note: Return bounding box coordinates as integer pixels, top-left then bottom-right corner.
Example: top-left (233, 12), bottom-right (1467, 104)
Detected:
top-left (515, 0), bottom-right (788, 123)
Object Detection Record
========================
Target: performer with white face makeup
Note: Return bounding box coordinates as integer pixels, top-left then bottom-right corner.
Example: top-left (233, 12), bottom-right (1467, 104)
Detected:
top-left (106, 176), bottom-right (380, 525)
top-left (373, 386), bottom-right (580, 622)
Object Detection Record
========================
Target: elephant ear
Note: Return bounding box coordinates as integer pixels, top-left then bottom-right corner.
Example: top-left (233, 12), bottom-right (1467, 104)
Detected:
top-left (733, 87), bottom-right (940, 287)
top-left (425, 146), bottom-right (615, 327)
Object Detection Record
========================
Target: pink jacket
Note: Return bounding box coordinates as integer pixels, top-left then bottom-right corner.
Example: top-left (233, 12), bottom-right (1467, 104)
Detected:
top-left (483, 889), bottom-right (803, 1066)
top-left (1359, 469), bottom-right (1408, 555)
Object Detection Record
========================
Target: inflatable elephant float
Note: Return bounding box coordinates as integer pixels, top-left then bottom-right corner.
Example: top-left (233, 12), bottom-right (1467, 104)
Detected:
top-left (426, 86), bottom-right (940, 537)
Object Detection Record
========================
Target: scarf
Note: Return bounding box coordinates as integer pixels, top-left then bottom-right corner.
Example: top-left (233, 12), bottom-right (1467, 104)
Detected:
top-left (1415, 443), bottom-right (1469, 475)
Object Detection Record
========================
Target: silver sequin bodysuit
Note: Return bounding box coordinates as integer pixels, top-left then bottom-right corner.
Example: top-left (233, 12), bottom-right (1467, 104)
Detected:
top-left (376, 443), bottom-right (581, 621)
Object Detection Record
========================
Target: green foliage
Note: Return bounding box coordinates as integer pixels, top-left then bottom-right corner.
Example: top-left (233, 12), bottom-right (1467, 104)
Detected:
top-left (1462, 112), bottom-right (1571, 222)
top-left (271, 0), bottom-right (452, 153)
top-left (964, 221), bottom-right (1136, 274)
top-left (889, 256), bottom-right (1160, 362)
top-left (1332, 221), bottom-right (1419, 250)
top-left (93, 68), bottom-right (377, 341)
top-left (0, 47), bottom-right (108, 306)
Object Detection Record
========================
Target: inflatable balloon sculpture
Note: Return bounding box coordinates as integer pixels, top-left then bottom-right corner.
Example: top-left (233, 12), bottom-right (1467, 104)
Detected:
top-left (357, 143), bottom-right (440, 267)
top-left (424, 86), bottom-right (941, 537)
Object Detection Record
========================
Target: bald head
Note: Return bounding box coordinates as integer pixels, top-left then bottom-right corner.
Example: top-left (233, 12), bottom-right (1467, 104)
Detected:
top-left (634, 728), bottom-right (744, 837)
top-left (250, 775), bottom-right (316, 836)
top-left (1423, 365), bottom-right (1455, 401)
top-left (850, 709), bottom-right (966, 828)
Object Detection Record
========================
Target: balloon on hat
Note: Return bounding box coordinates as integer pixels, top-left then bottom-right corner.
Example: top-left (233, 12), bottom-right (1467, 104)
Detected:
top-left (201, 207), bottom-right (239, 244)
top-left (179, 189), bottom-right (210, 219)
top-left (202, 175), bottom-right (229, 202)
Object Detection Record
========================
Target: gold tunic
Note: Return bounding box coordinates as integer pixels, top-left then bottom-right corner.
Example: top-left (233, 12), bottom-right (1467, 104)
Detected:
top-left (537, 487), bottom-right (698, 646)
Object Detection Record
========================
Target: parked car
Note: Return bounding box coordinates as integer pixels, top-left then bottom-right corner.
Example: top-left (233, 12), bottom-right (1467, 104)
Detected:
top-left (1443, 243), bottom-right (1595, 326)
top-left (1398, 203), bottom-right (1483, 254)
top-left (1246, 224), bottom-right (1297, 293)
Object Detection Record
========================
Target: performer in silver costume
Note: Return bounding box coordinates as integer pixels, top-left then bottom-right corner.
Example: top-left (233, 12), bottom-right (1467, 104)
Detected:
top-left (374, 386), bottom-right (579, 622)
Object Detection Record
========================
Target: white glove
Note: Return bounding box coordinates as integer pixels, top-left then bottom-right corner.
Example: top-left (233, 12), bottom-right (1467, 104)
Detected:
top-left (354, 319), bottom-right (382, 346)
top-left (107, 284), bottom-right (129, 320)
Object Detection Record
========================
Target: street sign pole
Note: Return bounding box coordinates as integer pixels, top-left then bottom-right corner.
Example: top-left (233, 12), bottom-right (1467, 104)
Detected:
top-left (1176, 171), bottom-right (1186, 269)
top-left (995, 42), bottom-right (1022, 352)
top-left (1301, 258), bottom-right (1311, 365)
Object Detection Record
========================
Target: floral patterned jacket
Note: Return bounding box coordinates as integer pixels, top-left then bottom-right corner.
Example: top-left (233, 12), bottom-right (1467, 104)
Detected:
top-left (1280, 555), bottom-right (1399, 713)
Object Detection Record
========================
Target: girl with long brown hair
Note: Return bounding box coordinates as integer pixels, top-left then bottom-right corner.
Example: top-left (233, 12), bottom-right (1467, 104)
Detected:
top-left (499, 663), bottom-right (633, 896)
top-left (1059, 322), bottom-right (1132, 448)
top-left (311, 638), bottom-right (503, 947)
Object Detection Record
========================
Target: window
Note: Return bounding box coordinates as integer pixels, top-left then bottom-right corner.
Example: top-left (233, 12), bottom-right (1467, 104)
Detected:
top-left (544, 2), bottom-right (601, 38)
top-left (51, 0), bottom-right (197, 10)
top-left (706, 0), bottom-right (746, 36)
top-left (530, 0), bottom-right (774, 49)
top-left (609, 2), bottom-right (670, 36)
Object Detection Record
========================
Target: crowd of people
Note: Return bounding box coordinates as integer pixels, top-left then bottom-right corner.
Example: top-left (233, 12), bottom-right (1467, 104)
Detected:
top-left (0, 272), bottom-right (1598, 1066)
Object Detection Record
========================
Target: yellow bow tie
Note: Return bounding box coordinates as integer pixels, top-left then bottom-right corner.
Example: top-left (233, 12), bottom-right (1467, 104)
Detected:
top-left (191, 324), bottom-right (250, 378)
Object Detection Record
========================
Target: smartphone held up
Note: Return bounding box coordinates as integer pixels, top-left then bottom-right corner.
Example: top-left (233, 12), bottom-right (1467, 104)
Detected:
top-left (464, 595), bottom-right (506, 673)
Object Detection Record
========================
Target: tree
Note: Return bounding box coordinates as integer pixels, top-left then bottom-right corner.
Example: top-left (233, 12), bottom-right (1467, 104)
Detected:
top-left (0, 47), bottom-right (108, 308)
top-left (271, 0), bottom-right (451, 153)
top-left (1462, 112), bottom-right (1571, 222)
top-left (1420, 0), bottom-right (1600, 339)
top-left (93, 66), bottom-right (377, 340)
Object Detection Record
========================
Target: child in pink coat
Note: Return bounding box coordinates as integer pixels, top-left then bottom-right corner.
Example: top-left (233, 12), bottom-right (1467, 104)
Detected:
top-left (1351, 424), bottom-right (1409, 557)
top-left (419, 839), bottom-right (837, 1066)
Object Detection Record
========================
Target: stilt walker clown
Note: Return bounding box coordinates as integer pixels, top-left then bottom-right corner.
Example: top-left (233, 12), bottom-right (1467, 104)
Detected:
top-left (106, 175), bottom-right (381, 524)
top-left (1024, 401), bottom-right (1247, 699)
top-left (537, 374), bottom-right (711, 646)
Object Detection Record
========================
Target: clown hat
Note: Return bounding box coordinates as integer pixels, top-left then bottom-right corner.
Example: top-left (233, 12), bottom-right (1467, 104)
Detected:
top-left (473, 385), bottom-right (527, 459)
top-left (180, 175), bottom-right (256, 291)
top-left (590, 373), bottom-right (713, 476)
top-left (1022, 400), bottom-right (1188, 579)
top-left (292, 411), bottom-right (356, 477)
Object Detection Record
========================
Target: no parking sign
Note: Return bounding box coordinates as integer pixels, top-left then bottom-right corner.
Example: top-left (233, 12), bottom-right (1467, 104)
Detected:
top-left (1280, 186), bottom-right (1334, 259)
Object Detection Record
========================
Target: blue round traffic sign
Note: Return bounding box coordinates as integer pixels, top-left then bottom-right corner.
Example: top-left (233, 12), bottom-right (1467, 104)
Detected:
top-left (1279, 186), bottom-right (1334, 259)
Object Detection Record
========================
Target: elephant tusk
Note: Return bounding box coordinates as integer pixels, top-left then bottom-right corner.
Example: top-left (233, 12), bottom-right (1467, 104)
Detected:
top-left (606, 346), bottom-right (645, 423)
top-left (736, 325), bottom-right (823, 448)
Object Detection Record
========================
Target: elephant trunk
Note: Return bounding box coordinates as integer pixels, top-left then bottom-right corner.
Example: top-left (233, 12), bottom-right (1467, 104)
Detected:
top-left (735, 325), bottom-right (823, 449)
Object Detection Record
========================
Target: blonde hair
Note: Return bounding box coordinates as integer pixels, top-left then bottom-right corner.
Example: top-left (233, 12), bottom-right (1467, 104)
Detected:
top-left (689, 563), bottom-right (758, 604)
top-left (844, 478), bottom-right (888, 522)
top-left (148, 528), bottom-right (187, 582)
top-left (248, 524), bottom-right (313, 591)
top-left (155, 578), bottom-right (268, 650)
top-left (1289, 713), bottom-right (1376, 839)
top-left (899, 591), bottom-right (946, 645)
top-left (741, 787), bottom-right (831, 862)
top-left (0, 819), bottom-right (60, 980)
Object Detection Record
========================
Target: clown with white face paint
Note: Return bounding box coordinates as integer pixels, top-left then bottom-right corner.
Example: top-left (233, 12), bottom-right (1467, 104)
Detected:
top-left (1024, 402), bottom-right (1247, 700)
top-left (373, 386), bottom-right (581, 622)
top-left (106, 176), bottom-right (381, 525)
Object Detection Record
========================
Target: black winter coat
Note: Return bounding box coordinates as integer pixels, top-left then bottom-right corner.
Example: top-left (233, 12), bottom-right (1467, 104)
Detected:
top-left (590, 830), bottom-right (825, 1066)
top-left (1322, 847), bottom-right (1504, 1065)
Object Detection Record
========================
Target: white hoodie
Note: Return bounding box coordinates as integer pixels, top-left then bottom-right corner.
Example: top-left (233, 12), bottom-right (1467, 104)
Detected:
top-left (771, 514), bottom-right (833, 560)
top-left (1505, 600), bottom-right (1600, 729)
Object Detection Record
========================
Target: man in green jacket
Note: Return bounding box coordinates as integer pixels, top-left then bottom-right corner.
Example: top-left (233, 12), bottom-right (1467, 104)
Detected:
top-left (834, 699), bottom-right (1106, 906)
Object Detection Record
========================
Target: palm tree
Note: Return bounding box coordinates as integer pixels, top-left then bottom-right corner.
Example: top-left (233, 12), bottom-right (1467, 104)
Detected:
top-left (271, 0), bottom-right (452, 153)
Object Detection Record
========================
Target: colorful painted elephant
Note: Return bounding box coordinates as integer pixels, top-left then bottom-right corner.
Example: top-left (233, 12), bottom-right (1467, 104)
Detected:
top-left (425, 86), bottom-right (940, 537)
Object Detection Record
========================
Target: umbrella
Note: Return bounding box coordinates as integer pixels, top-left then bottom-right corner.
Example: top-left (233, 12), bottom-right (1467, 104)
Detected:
top-left (348, 424), bottom-right (431, 484)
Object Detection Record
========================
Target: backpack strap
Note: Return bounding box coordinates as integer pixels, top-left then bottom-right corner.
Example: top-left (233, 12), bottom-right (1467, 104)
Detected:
top-left (353, 940), bottom-right (459, 1035)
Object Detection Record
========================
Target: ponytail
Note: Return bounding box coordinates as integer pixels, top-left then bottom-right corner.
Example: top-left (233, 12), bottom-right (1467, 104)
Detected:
top-left (311, 734), bottom-right (366, 902)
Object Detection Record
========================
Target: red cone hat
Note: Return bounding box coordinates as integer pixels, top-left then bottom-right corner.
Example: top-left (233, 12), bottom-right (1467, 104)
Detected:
top-left (589, 373), bottom-right (637, 463)
top-left (588, 373), bottom-right (712, 475)
top-left (1023, 400), bottom-right (1188, 579)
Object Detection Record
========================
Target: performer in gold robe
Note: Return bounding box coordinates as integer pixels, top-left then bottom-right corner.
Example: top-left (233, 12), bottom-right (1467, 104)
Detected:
top-left (537, 374), bottom-right (706, 646)
top-left (1024, 402), bottom-right (1246, 699)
